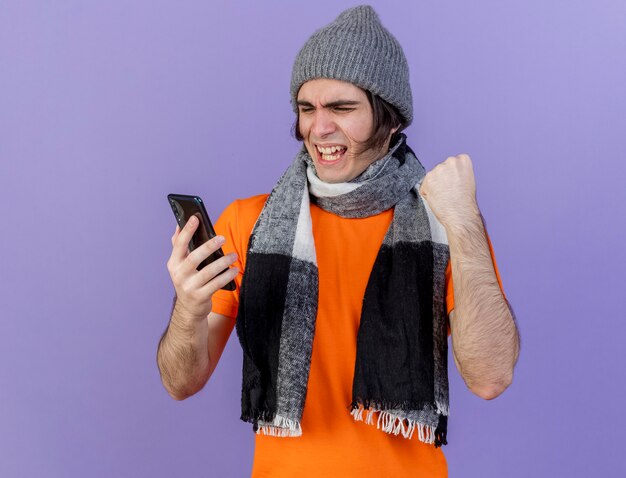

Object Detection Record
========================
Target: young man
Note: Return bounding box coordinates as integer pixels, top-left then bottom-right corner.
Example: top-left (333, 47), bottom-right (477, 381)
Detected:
top-left (158, 5), bottom-right (520, 476)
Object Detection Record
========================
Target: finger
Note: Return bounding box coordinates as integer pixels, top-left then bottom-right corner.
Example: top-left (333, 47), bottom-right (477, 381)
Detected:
top-left (171, 224), bottom-right (181, 246)
top-left (185, 235), bottom-right (228, 272)
top-left (192, 252), bottom-right (238, 287)
top-left (172, 216), bottom-right (200, 261)
top-left (201, 266), bottom-right (239, 297)
top-left (419, 177), bottom-right (428, 197)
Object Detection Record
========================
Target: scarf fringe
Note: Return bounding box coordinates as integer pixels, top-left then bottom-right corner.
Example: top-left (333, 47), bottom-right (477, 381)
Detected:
top-left (255, 414), bottom-right (302, 437)
top-left (436, 401), bottom-right (450, 416)
top-left (350, 406), bottom-right (436, 442)
top-left (350, 398), bottom-right (448, 416)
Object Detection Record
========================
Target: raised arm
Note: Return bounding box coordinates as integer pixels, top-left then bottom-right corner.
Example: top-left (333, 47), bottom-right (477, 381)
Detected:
top-left (419, 153), bottom-right (520, 400)
top-left (157, 217), bottom-right (239, 400)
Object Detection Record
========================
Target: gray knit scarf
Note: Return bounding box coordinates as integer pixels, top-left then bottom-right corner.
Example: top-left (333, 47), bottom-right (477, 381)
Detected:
top-left (235, 134), bottom-right (451, 446)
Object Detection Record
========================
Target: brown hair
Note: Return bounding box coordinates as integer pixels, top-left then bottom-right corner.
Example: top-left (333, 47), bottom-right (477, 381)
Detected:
top-left (292, 89), bottom-right (407, 155)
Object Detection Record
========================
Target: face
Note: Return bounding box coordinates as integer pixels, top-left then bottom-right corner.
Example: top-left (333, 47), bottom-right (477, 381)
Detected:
top-left (297, 78), bottom-right (397, 183)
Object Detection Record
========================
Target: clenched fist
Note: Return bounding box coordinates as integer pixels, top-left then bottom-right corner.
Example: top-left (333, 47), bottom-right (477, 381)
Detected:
top-left (418, 154), bottom-right (480, 229)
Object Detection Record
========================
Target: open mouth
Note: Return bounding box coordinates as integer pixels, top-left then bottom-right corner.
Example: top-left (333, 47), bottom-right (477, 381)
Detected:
top-left (316, 144), bottom-right (347, 164)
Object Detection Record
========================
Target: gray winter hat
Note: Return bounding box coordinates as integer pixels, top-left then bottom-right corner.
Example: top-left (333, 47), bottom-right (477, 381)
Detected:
top-left (290, 5), bottom-right (413, 125)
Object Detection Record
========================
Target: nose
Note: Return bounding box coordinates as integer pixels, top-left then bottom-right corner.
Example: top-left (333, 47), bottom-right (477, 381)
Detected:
top-left (310, 109), bottom-right (336, 138)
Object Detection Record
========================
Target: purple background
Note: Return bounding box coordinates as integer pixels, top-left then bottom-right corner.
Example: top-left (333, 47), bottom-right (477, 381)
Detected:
top-left (2, 1), bottom-right (625, 476)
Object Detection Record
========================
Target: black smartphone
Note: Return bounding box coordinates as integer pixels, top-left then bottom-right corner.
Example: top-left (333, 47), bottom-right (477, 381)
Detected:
top-left (167, 193), bottom-right (236, 291)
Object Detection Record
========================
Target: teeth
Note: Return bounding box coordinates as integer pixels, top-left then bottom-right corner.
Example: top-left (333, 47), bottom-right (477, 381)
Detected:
top-left (316, 145), bottom-right (346, 155)
top-left (321, 152), bottom-right (343, 161)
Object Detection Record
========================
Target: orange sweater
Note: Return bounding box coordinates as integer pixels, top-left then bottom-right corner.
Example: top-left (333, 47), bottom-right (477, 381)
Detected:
top-left (212, 194), bottom-right (506, 477)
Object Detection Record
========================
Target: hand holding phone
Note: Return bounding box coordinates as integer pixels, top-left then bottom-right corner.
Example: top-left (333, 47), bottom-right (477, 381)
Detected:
top-left (166, 194), bottom-right (238, 321)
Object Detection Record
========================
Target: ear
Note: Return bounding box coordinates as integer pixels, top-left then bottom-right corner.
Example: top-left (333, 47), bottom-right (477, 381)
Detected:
top-left (391, 125), bottom-right (400, 135)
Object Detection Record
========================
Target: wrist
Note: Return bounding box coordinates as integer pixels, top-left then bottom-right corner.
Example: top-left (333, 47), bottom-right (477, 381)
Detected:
top-left (442, 204), bottom-right (482, 236)
top-left (171, 299), bottom-right (209, 327)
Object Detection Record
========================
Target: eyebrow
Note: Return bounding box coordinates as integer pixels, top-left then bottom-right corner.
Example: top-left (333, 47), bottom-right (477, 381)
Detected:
top-left (296, 100), bottom-right (361, 108)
